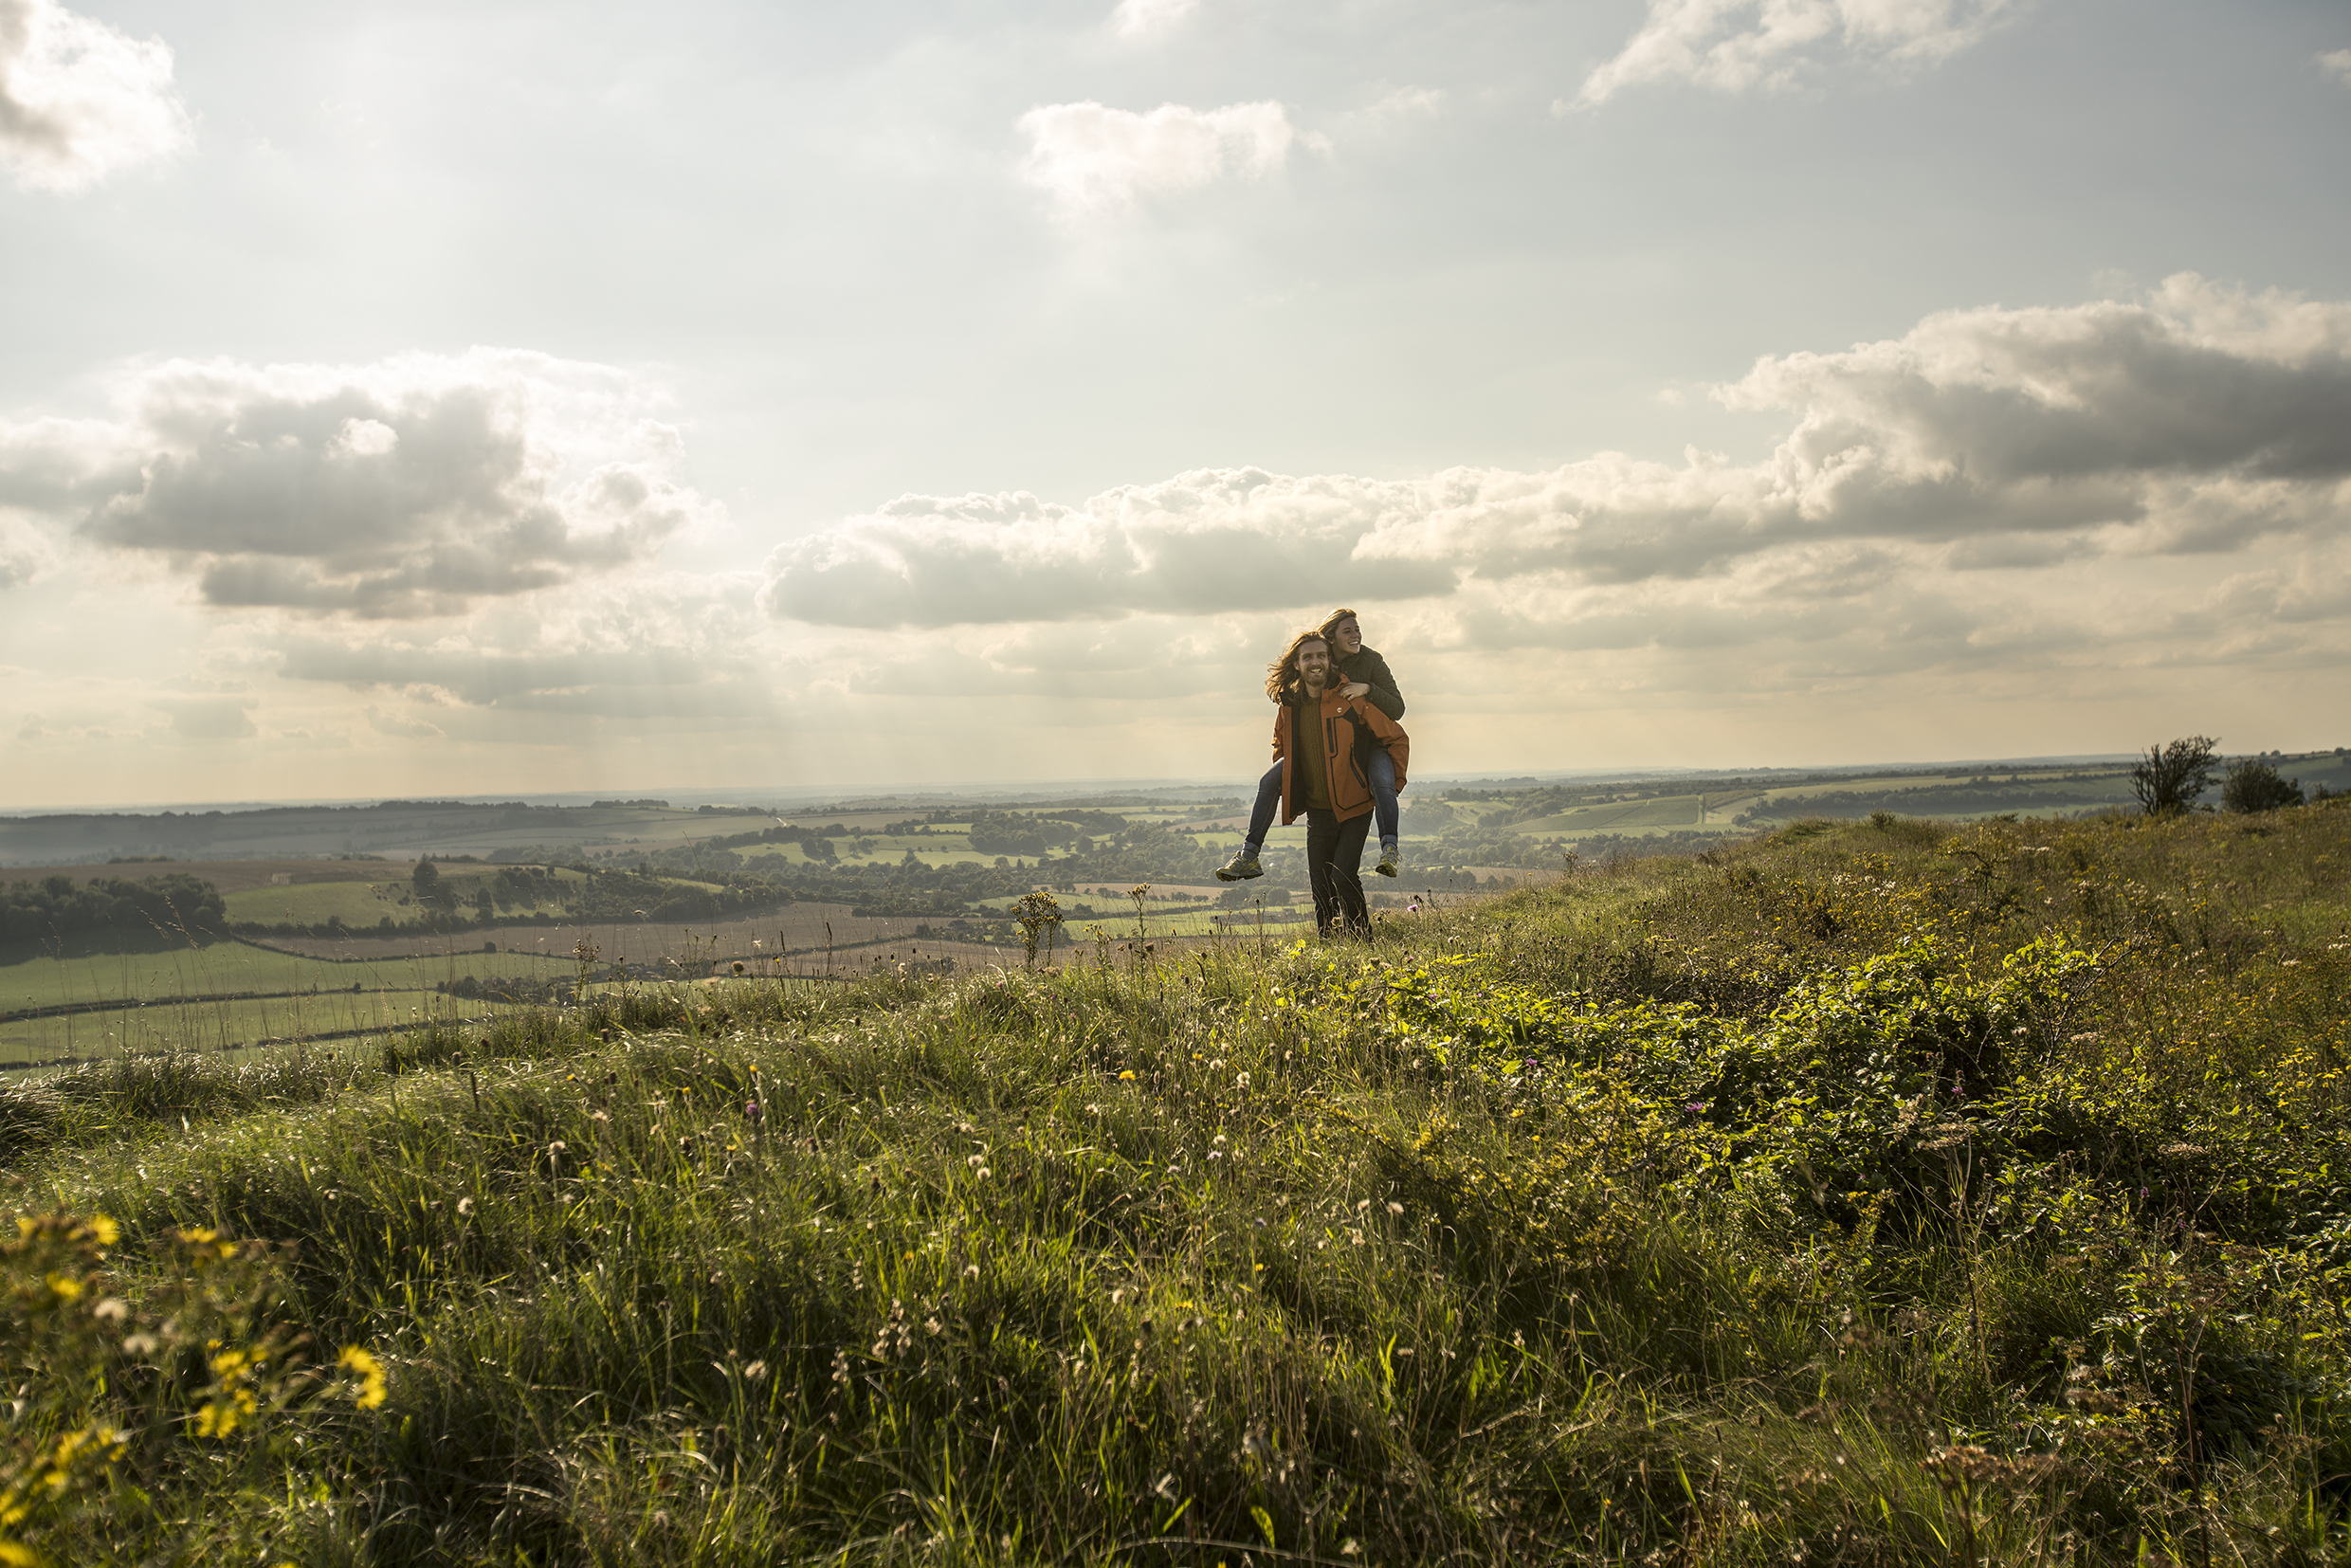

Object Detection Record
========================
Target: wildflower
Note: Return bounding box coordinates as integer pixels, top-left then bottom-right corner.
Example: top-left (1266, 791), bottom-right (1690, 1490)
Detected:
top-left (1119, 1070), bottom-right (1136, 1081)
top-left (742, 1359), bottom-right (770, 1382)
top-left (1386, 1201), bottom-right (1404, 1215)
top-left (457, 1197), bottom-right (474, 1216)
top-left (1234, 1072), bottom-right (1250, 1088)
top-left (338, 1346), bottom-right (389, 1409)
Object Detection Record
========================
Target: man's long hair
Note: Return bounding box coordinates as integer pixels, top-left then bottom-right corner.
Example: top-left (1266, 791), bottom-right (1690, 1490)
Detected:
top-left (1264, 630), bottom-right (1329, 702)
top-left (1315, 607), bottom-right (1360, 646)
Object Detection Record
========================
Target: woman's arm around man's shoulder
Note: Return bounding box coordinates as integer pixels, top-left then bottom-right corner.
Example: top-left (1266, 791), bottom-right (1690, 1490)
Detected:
top-left (1349, 647), bottom-right (1405, 721)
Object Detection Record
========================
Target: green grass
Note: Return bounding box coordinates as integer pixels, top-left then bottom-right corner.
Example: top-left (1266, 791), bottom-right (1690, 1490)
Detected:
top-left (1, 804), bottom-right (2349, 1561)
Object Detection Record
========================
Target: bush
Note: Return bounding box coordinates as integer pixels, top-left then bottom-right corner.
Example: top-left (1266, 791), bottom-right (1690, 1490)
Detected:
top-left (2221, 757), bottom-right (2304, 812)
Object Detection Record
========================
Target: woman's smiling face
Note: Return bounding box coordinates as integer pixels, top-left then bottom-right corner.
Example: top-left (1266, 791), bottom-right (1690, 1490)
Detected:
top-left (1330, 616), bottom-right (1361, 655)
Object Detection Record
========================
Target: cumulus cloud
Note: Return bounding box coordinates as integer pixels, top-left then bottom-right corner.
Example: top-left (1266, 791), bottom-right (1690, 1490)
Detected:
top-left (1576, 0), bottom-right (2022, 107)
top-left (1016, 100), bottom-right (1303, 222)
top-left (0, 0), bottom-right (191, 191)
top-left (0, 349), bottom-right (719, 619)
top-left (2322, 49), bottom-right (2351, 88)
top-left (1108, 0), bottom-right (1199, 42)
top-left (762, 275), bottom-right (2351, 629)
top-left (273, 570), bottom-right (771, 716)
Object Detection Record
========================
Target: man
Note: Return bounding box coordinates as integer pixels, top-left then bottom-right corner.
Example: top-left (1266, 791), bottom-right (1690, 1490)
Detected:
top-left (1258, 629), bottom-right (1410, 938)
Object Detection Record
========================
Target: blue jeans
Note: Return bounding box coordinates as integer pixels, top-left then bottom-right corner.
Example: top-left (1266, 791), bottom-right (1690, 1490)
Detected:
top-left (1245, 750), bottom-right (1399, 851)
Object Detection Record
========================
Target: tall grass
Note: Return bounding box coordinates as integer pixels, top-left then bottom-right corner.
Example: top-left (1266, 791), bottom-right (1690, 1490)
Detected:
top-left (0, 803), bottom-right (2347, 1563)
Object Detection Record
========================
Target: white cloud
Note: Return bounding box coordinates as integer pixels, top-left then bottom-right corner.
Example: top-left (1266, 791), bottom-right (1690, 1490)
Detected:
top-left (0, 512), bottom-right (51, 588)
top-left (2321, 48), bottom-right (2351, 87)
top-left (1576, 0), bottom-right (2022, 107)
top-left (0, 0), bottom-right (191, 192)
top-left (1108, 0), bottom-right (1199, 43)
top-left (761, 275), bottom-right (2351, 629)
top-left (1358, 86), bottom-right (1447, 123)
top-left (1016, 100), bottom-right (1303, 222)
top-left (0, 349), bottom-right (720, 619)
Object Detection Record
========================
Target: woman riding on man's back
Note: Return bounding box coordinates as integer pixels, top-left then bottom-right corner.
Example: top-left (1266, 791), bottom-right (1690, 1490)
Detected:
top-left (1216, 608), bottom-right (1407, 883)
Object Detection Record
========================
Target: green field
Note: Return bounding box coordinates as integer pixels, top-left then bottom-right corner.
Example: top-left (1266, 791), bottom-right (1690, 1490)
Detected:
top-left (0, 940), bottom-right (564, 1014)
top-left (1521, 793), bottom-right (1710, 832)
top-left (0, 988), bottom-right (529, 1065)
top-left (219, 882), bottom-right (578, 927)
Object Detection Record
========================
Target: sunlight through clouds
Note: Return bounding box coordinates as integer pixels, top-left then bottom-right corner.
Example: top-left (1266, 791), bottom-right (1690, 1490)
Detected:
top-left (0, 0), bottom-right (191, 191)
top-left (1016, 99), bottom-right (1307, 223)
top-left (1107, 0), bottom-right (1200, 44)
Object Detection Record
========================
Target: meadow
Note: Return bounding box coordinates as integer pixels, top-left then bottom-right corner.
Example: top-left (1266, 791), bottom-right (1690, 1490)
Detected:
top-left (1, 802), bottom-right (2347, 1563)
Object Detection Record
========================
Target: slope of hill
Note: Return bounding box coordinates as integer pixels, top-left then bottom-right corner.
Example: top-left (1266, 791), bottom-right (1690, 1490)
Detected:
top-left (0, 801), bottom-right (2345, 1560)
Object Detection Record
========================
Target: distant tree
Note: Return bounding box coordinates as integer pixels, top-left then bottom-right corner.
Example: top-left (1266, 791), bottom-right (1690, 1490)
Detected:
top-left (2221, 758), bottom-right (2304, 813)
top-left (410, 859), bottom-right (439, 895)
top-left (2131, 736), bottom-right (2219, 815)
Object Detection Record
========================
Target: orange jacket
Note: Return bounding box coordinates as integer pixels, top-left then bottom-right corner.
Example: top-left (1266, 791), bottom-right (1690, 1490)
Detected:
top-left (1273, 686), bottom-right (1409, 826)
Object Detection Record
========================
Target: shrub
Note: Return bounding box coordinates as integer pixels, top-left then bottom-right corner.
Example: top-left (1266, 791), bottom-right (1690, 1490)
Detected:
top-left (2130, 735), bottom-right (2218, 815)
top-left (2220, 757), bottom-right (2304, 812)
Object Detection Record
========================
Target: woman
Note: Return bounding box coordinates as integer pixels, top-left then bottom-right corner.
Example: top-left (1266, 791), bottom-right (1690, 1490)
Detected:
top-left (1216, 608), bottom-right (1408, 882)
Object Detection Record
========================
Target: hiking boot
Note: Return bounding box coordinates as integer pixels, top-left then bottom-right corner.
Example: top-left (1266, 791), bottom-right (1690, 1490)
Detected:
top-left (1376, 847), bottom-right (1400, 878)
top-left (1214, 851), bottom-right (1264, 882)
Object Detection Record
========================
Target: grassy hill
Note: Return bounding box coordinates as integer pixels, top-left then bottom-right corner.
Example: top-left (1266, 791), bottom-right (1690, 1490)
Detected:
top-left (0, 802), bottom-right (2347, 1561)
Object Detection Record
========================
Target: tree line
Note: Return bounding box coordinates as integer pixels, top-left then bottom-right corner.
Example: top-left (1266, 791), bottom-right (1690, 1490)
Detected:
top-left (0, 872), bottom-right (227, 943)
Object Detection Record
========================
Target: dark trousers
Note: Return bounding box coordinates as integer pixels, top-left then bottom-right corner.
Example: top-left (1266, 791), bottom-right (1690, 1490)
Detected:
top-left (1305, 809), bottom-right (1373, 939)
top-left (1246, 751), bottom-right (1400, 848)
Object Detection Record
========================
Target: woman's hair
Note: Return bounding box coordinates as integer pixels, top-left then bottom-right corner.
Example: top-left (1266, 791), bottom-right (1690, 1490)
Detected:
top-left (1316, 607), bottom-right (1361, 644)
top-left (1264, 630), bottom-right (1330, 702)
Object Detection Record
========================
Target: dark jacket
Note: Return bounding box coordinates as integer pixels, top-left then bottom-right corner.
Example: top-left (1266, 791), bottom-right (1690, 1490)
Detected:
top-left (1273, 685), bottom-right (1410, 827)
top-left (1337, 646), bottom-right (1404, 721)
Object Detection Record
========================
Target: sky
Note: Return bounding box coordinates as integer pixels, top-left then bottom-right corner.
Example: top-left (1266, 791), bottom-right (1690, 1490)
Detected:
top-left (2, 0), bottom-right (2348, 809)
